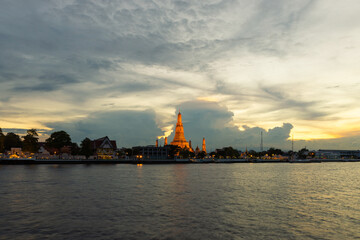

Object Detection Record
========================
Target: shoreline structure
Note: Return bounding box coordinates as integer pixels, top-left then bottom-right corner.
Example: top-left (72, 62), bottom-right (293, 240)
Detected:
top-left (2, 112), bottom-right (359, 163)
top-left (1, 158), bottom-right (359, 165)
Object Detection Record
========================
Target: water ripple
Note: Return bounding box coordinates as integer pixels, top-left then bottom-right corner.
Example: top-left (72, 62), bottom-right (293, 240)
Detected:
top-left (0, 163), bottom-right (360, 239)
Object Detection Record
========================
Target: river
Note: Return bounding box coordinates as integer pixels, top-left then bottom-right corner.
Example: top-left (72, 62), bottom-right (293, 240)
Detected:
top-left (0, 163), bottom-right (359, 239)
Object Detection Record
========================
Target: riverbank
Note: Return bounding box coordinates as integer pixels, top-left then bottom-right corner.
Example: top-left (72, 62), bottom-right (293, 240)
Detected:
top-left (1, 158), bottom-right (359, 165)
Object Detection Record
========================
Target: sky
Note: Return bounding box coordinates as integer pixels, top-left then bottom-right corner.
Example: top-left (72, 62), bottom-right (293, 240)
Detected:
top-left (1, 0), bottom-right (360, 151)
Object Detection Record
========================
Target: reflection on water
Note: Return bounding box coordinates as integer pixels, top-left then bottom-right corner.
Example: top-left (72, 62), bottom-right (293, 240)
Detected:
top-left (0, 163), bottom-right (359, 239)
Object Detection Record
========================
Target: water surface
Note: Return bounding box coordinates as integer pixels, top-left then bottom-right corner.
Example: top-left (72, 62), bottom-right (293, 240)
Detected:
top-left (0, 163), bottom-right (359, 239)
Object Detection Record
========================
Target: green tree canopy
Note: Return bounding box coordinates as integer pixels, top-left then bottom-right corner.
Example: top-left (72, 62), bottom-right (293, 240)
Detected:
top-left (45, 130), bottom-right (72, 150)
top-left (267, 147), bottom-right (284, 156)
top-left (27, 129), bottom-right (38, 136)
top-left (179, 148), bottom-right (195, 159)
top-left (71, 142), bottom-right (80, 155)
top-left (22, 129), bottom-right (39, 153)
top-left (216, 147), bottom-right (240, 159)
top-left (80, 137), bottom-right (93, 159)
top-left (168, 145), bottom-right (181, 159)
top-left (4, 132), bottom-right (22, 150)
top-left (248, 150), bottom-right (258, 158)
top-left (297, 148), bottom-right (309, 159)
top-left (196, 151), bottom-right (206, 159)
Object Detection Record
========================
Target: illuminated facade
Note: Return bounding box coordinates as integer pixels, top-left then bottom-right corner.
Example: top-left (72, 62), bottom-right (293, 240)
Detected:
top-left (170, 111), bottom-right (191, 149)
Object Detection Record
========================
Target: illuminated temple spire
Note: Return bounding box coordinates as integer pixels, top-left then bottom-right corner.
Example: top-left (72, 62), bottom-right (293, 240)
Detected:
top-left (202, 137), bottom-right (206, 153)
top-left (170, 110), bottom-right (190, 149)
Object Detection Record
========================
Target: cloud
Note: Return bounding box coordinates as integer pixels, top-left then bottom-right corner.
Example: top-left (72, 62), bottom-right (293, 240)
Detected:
top-left (12, 73), bottom-right (79, 92)
top-left (167, 100), bottom-right (360, 151)
top-left (294, 135), bottom-right (360, 151)
top-left (1, 128), bottom-right (49, 138)
top-left (257, 84), bottom-right (329, 120)
top-left (0, 0), bottom-right (360, 149)
top-left (45, 109), bottom-right (163, 147)
top-left (165, 100), bottom-right (293, 151)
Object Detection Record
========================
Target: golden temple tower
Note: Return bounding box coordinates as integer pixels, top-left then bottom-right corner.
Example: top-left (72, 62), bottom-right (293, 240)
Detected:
top-left (202, 137), bottom-right (206, 153)
top-left (170, 111), bottom-right (190, 149)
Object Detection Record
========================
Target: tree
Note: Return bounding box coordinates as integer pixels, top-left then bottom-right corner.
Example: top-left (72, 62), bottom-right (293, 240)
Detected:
top-left (297, 148), bottom-right (309, 159)
top-left (22, 129), bottom-right (39, 153)
top-left (45, 130), bottom-right (72, 152)
top-left (80, 137), bottom-right (93, 159)
top-left (71, 142), bottom-right (80, 155)
top-left (180, 148), bottom-right (195, 159)
top-left (0, 128), bottom-right (5, 153)
top-left (248, 150), bottom-right (258, 158)
top-left (209, 151), bottom-right (216, 158)
top-left (4, 132), bottom-right (22, 150)
top-left (168, 145), bottom-right (181, 159)
top-left (196, 151), bottom-right (206, 159)
top-left (267, 147), bottom-right (284, 156)
top-left (225, 147), bottom-right (240, 158)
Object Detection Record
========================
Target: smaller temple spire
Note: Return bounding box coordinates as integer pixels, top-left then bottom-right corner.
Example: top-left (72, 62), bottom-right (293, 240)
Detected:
top-left (202, 137), bottom-right (206, 153)
top-left (156, 139), bottom-right (158, 147)
top-left (164, 137), bottom-right (168, 145)
top-left (195, 146), bottom-right (200, 155)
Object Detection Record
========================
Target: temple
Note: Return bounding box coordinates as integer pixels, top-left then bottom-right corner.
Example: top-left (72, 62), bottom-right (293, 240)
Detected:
top-left (170, 111), bottom-right (191, 149)
top-left (202, 137), bottom-right (206, 153)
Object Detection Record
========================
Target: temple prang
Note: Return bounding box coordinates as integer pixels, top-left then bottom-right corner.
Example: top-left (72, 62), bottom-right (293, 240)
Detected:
top-left (170, 111), bottom-right (191, 150)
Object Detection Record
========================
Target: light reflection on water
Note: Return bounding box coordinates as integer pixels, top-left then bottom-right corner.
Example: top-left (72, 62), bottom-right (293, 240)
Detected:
top-left (0, 163), bottom-right (359, 239)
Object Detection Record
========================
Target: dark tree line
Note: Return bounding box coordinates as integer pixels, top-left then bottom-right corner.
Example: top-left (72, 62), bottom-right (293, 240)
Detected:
top-left (22, 129), bottom-right (40, 153)
top-left (210, 147), bottom-right (240, 159)
top-left (0, 128), bottom-right (95, 157)
top-left (0, 127), bottom-right (319, 159)
top-left (0, 128), bottom-right (39, 153)
top-left (44, 131), bottom-right (96, 158)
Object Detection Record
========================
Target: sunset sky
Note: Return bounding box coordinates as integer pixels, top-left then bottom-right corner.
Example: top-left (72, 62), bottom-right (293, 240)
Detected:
top-left (1, 0), bottom-right (360, 150)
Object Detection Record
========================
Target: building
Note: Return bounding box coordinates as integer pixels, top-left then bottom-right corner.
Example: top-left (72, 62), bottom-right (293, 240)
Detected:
top-left (195, 146), bottom-right (200, 155)
top-left (170, 110), bottom-right (191, 150)
top-left (91, 136), bottom-right (117, 159)
top-left (316, 149), bottom-right (360, 159)
top-left (38, 143), bottom-right (50, 156)
top-left (132, 145), bottom-right (170, 160)
top-left (8, 148), bottom-right (24, 158)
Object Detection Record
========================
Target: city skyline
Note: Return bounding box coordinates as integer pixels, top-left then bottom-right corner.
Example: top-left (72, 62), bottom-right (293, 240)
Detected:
top-left (1, 1), bottom-right (360, 150)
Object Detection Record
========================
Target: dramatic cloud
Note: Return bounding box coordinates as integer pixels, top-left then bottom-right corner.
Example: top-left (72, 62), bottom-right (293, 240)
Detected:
top-left (1, 0), bottom-right (360, 149)
top-left (46, 109), bottom-right (163, 147)
top-left (166, 100), bottom-right (293, 151)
